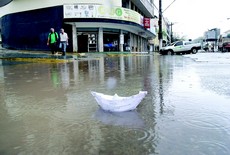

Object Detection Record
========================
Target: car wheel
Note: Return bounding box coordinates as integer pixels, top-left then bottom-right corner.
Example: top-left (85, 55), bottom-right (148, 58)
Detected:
top-left (223, 48), bottom-right (227, 52)
top-left (167, 50), bottom-right (174, 55)
top-left (191, 48), bottom-right (197, 54)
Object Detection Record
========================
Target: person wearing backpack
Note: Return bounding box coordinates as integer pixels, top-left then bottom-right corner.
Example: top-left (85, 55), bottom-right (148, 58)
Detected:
top-left (47, 28), bottom-right (59, 54)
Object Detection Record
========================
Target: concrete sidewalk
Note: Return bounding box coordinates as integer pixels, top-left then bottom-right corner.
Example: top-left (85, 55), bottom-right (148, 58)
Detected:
top-left (0, 45), bottom-right (77, 63)
top-left (0, 44), bottom-right (73, 59)
top-left (0, 44), bottom-right (152, 62)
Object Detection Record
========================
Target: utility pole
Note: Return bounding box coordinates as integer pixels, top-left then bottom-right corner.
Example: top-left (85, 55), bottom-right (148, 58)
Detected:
top-left (158, 0), bottom-right (176, 50)
top-left (169, 22), bottom-right (174, 43)
top-left (158, 0), bottom-right (163, 50)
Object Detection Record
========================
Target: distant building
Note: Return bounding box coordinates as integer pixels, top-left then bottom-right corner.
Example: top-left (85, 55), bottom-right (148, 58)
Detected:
top-left (204, 28), bottom-right (220, 51)
top-left (0, 0), bottom-right (156, 52)
top-left (204, 28), bottom-right (220, 41)
top-left (152, 17), bottom-right (170, 51)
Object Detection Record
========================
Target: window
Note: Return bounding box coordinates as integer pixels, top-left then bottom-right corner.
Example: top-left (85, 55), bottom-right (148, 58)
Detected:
top-left (184, 42), bottom-right (191, 45)
top-left (122, 0), bottom-right (129, 8)
top-left (175, 41), bottom-right (183, 46)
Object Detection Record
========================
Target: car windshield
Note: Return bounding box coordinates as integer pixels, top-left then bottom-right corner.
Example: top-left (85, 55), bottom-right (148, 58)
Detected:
top-left (167, 42), bottom-right (175, 46)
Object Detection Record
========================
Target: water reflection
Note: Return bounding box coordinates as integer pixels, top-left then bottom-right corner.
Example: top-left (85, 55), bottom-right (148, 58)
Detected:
top-left (93, 109), bottom-right (145, 128)
top-left (0, 60), bottom-right (4, 84)
top-left (50, 64), bottom-right (60, 88)
top-left (106, 77), bottom-right (117, 89)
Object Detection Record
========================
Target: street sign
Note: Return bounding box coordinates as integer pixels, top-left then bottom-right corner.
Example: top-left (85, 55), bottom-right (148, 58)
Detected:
top-left (144, 18), bottom-right (150, 28)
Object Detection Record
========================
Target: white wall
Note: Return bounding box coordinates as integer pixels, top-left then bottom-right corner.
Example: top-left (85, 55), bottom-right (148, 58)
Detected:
top-left (0, 0), bottom-right (121, 18)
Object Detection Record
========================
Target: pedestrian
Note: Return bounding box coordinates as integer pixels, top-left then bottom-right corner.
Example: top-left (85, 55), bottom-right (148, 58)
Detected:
top-left (47, 28), bottom-right (59, 54)
top-left (59, 28), bottom-right (69, 56)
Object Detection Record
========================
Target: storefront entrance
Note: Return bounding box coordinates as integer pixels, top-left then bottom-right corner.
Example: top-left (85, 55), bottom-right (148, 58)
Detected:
top-left (76, 28), bottom-right (131, 52)
top-left (103, 33), bottom-right (119, 51)
top-left (77, 34), bottom-right (88, 52)
top-left (77, 33), bottom-right (98, 53)
top-left (77, 28), bottom-right (98, 53)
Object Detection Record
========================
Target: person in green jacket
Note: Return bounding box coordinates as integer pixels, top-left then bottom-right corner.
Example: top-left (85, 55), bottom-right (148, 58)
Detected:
top-left (47, 28), bottom-right (59, 54)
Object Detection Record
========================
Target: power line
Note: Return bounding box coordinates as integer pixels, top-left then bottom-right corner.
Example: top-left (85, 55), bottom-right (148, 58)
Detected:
top-left (153, 3), bottom-right (159, 12)
top-left (163, 0), bottom-right (176, 13)
top-left (158, 0), bottom-right (177, 50)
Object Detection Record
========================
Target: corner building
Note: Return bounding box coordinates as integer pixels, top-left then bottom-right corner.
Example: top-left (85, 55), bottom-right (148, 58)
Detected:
top-left (0, 0), bottom-right (156, 52)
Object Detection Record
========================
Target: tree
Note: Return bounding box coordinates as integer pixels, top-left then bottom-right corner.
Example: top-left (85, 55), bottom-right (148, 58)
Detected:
top-left (173, 33), bottom-right (187, 41)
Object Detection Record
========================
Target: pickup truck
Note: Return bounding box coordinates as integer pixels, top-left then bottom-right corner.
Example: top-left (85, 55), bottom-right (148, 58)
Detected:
top-left (159, 41), bottom-right (201, 55)
top-left (218, 32), bottom-right (230, 52)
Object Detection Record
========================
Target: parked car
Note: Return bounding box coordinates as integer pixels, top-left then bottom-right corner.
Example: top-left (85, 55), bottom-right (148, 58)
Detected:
top-left (218, 32), bottom-right (230, 52)
top-left (160, 41), bottom-right (201, 55)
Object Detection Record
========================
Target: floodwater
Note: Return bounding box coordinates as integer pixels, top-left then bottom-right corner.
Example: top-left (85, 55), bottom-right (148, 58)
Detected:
top-left (0, 53), bottom-right (230, 155)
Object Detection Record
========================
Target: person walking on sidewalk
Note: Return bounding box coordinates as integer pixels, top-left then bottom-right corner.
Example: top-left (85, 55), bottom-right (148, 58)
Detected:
top-left (47, 28), bottom-right (59, 54)
top-left (59, 28), bottom-right (69, 56)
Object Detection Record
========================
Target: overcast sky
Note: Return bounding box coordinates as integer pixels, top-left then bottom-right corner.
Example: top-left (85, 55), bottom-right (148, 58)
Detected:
top-left (155, 0), bottom-right (230, 39)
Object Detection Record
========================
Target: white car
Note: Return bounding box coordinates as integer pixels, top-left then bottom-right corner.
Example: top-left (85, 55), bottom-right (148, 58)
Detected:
top-left (160, 41), bottom-right (201, 55)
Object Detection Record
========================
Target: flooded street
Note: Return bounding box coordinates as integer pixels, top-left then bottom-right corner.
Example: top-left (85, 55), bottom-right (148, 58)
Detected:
top-left (0, 53), bottom-right (230, 155)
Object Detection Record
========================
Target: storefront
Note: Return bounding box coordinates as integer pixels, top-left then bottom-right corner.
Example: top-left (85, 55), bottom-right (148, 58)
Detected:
top-left (1, 2), bottom-right (156, 52)
top-left (63, 4), bottom-right (155, 52)
top-left (75, 28), bottom-right (131, 52)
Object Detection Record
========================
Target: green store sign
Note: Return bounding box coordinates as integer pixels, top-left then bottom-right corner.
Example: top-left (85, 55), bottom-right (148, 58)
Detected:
top-left (64, 4), bottom-right (141, 25)
top-left (115, 8), bottom-right (122, 16)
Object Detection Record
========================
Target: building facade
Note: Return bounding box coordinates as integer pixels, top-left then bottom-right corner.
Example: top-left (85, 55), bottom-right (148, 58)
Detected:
top-left (152, 17), bottom-right (171, 51)
top-left (0, 0), bottom-right (156, 52)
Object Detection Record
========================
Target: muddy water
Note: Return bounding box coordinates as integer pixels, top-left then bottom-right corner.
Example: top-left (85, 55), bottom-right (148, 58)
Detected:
top-left (0, 54), bottom-right (230, 155)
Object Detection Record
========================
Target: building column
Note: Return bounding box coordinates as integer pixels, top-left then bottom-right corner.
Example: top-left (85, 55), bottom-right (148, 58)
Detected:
top-left (119, 30), bottom-right (124, 52)
top-left (128, 0), bottom-right (131, 9)
top-left (136, 35), bottom-right (138, 51)
top-left (133, 34), bottom-right (136, 52)
top-left (143, 38), bottom-right (146, 52)
top-left (127, 32), bottom-right (131, 52)
top-left (98, 27), bottom-right (103, 52)
top-left (72, 24), bottom-right (78, 52)
top-left (140, 36), bottom-right (143, 52)
top-left (137, 35), bottom-right (140, 52)
top-left (130, 33), bottom-right (133, 52)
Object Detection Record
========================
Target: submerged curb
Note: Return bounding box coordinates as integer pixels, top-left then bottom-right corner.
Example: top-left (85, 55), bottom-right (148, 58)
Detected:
top-left (0, 47), bottom-right (152, 64)
top-left (0, 51), bottom-right (74, 63)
